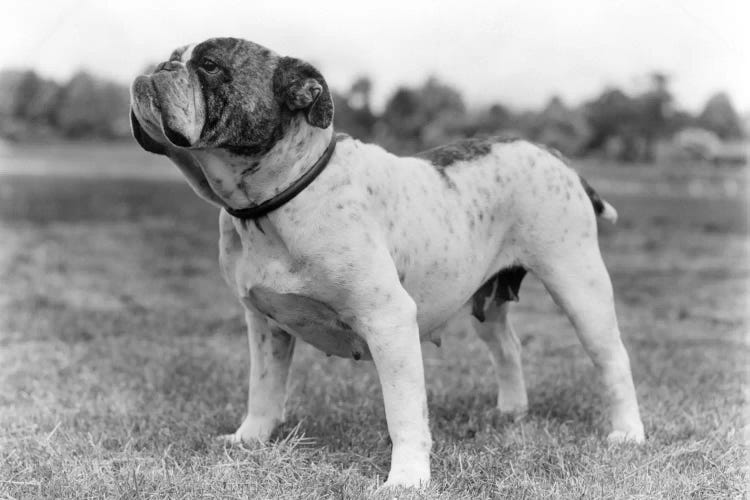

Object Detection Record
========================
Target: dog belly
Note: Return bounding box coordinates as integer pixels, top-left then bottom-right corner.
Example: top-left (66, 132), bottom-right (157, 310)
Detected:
top-left (391, 224), bottom-right (515, 335)
top-left (243, 285), bottom-right (372, 360)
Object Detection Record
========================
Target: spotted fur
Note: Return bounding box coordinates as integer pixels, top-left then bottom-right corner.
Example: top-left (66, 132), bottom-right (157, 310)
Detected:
top-left (130, 37), bottom-right (644, 490)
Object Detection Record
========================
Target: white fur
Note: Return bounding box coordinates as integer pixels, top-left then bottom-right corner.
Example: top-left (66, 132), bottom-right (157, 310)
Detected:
top-left (131, 41), bottom-right (644, 488)
top-left (601, 200), bottom-right (619, 224)
top-left (181, 44), bottom-right (196, 63)
top-left (209, 126), bottom-right (644, 488)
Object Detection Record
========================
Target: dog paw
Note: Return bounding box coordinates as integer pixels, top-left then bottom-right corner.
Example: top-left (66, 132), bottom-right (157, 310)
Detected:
top-left (216, 432), bottom-right (245, 445)
top-left (218, 415), bottom-right (279, 445)
top-left (607, 427), bottom-right (645, 444)
top-left (378, 476), bottom-right (429, 493)
top-left (496, 385), bottom-right (528, 420)
top-left (378, 464), bottom-right (430, 493)
top-left (496, 404), bottom-right (528, 422)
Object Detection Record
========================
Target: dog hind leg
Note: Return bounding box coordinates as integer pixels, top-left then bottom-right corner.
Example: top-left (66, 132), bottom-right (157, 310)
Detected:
top-left (472, 302), bottom-right (528, 417)
top-left (533, 246), bottom-right (644, 443)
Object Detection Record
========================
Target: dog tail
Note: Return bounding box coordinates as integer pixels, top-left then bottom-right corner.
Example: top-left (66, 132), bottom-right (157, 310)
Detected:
top-left (579, 175), bottom-right (618, 224)
top-left (599, 200), bottom-right (618, 224)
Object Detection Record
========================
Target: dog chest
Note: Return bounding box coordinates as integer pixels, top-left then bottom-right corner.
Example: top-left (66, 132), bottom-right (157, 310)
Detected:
top-left (220, 216), bottom-right (371, 360)
top-left (243, 285), bottom-right (371, 360)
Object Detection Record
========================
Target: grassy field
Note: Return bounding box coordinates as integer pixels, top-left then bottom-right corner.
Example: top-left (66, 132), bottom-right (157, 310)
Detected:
top-left (0, 143), bottom-right (748, 499)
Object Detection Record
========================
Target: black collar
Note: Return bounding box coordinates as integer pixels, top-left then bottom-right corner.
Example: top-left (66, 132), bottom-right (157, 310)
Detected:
top-left (225, 132), bottom-right (337, 220)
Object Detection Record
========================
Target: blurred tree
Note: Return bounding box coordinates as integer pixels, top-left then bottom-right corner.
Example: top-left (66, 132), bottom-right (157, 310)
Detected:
top-left (582, 72), bottom-right (684, 162)
top-left (55, 71), bottom-right (100, 137)
top-left (0, 69), bottom-right (62, 140)
top-left (466, 103), bottom-right (514, 137)
top-left (349, 76), bottom-right (372, 110)
top-left (12, 70), bottom-right (43, 119)
top-left (419, 77), bottom-right (465, 122)
top-left (380, 76), bottom-right (465, 152)
top-left (333, 75), bottom-right (377, 141)
top-left (636, 72), bottom-right (673, 161)
top-left (0, 63), bottom-right (743, 155)
top-left (0, 70), bottom-right (60, 124)
top-left (382, 86), bottom-right (421, 141)
top-left (55, 71), bottom-right (130, 138)
top-left (100, 80), bottom-right (132, 137)
top-left (583, 87), bottom-right (639, 160)
top-left (697, 92), bottom-right (744, 140)
top-left (666, 109), bottom-right (697, 135)
top-left (0, 70), bottom-right (26, 117)
top-left (529, 96), bottom-right (591, 156)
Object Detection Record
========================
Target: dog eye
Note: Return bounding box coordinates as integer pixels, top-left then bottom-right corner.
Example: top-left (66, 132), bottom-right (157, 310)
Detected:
top-left (200, 58), bottom-right (219, 73)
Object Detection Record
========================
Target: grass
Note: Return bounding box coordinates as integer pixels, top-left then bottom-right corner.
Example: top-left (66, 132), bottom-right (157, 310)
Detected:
top-left (0, 143), bottom-right (748, 499)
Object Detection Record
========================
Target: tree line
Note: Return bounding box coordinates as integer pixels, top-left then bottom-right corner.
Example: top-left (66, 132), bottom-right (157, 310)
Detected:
top-left (0, 68), bottom-right (745, 162)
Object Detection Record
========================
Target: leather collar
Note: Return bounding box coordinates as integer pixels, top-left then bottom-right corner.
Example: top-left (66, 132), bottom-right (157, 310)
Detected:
top-left (225, 132), bottom-right (337, 220)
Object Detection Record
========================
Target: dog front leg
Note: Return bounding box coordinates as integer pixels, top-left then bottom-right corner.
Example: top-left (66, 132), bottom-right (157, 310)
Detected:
top-left (358, 294), bottom-right (432, 489)
top-left (222, 309), bottom-right (295, 444)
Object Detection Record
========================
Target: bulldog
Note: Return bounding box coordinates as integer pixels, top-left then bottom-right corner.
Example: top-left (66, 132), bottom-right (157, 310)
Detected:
top-left (129, 37), bottom-right (644, 489)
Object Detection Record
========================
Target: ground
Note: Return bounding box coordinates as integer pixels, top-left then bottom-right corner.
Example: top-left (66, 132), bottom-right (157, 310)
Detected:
top-left (0, 143), bottom-right (748, 499)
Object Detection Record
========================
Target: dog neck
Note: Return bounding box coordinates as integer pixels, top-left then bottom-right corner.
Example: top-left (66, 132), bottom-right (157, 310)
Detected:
top-left (190, 116), bottom-right (334, 211)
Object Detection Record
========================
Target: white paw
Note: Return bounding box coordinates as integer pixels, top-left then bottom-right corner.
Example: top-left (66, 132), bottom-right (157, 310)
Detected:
top-left (496, 383), bottom-right (528, 419)
top-left (607, 427), bottom-right (645, 444)
top-left (378, 476), bottom-right (429, 494)
top-left (217, 432), bottom-right (240, 445)
top-left (496, 403), bottom-right (528, 421)
top-left (379, 464), bottom-right (430, 492)
top-left (218, 415), bottom-right (279, 445)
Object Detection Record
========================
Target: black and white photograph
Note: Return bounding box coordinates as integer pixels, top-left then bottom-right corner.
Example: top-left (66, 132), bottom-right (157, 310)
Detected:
top-left (0, 1), bottom-right (747, 498)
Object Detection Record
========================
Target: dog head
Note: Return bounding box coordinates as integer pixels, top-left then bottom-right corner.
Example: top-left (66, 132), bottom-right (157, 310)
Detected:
top-left (130, 37), bottom-right (333, 154)
top-left (130, 38), bottom-right (334, 208)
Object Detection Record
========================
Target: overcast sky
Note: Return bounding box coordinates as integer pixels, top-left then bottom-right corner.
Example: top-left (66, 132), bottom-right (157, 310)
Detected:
top-left (3, 0), bottom-right (748, 113)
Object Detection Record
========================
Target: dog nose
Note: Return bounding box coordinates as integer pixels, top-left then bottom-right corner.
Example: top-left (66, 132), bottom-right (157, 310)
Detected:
top-left (155, 60), bottom-right (181, 73)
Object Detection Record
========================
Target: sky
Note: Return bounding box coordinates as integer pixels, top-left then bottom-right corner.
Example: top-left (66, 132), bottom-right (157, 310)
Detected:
top-left (2, 0), bottom-right (749, 113)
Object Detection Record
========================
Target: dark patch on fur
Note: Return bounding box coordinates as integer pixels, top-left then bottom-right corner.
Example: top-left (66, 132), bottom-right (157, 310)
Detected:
top-left (534, 140), bottom-right (610, 218)
top-left (416, 136), bottom-right (522, 168)
top-left (273, 57), bottom-right (334, 129)
top-left (578, 175), bottom-right (606, 216)
top-left (435, 167), bottom-right (457, 188)
top-left (185, 38), bottom-right (294, 156)
top-left (335, 319), bottom-right (353, 331)
top-left (416, 138), bottom-right (492, 168)
top-left (535, 142), bottom-right (570, 164)
top-left (239, 160), bottom-right (261, 177)
top-left (415, 136), bottom-right (522, 188)
top-left (471, 266), bottom-right (527, 322)
top-left (222, 114), bottom-right (290, 157)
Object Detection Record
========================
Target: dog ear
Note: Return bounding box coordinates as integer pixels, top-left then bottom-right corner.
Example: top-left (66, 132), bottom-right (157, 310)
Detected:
top-left (130, 109), bottom-right (167, 156)
top-left (272, 57), bottom-right (334, 129)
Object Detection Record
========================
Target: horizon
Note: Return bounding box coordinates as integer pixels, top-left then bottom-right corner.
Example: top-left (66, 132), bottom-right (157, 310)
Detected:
top-left (3, 0), bottom-right (749, 114)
